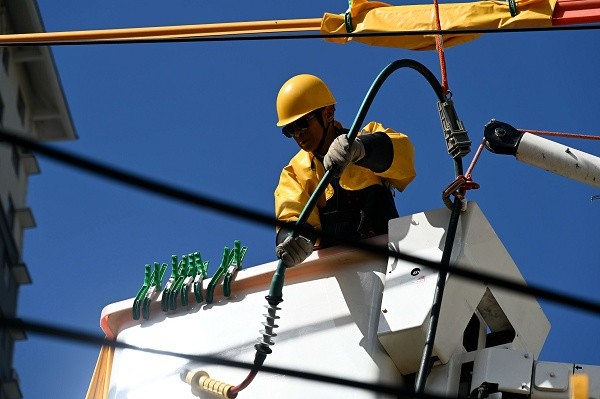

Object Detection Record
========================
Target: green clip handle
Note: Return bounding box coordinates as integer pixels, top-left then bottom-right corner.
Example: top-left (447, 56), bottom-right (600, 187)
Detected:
top-left (193, 278), bottom-right (204, 303)
top-left (133, 264), bottom-right (152, 320)
top-left (223, 275), bottom-right (232, 297)
top-left (142, 262), bottom-right (167, 320)
top-left (164, 256), bottom-right (183, 311)
top-left (180, 254), bottom-right (196, 306)
top-left (161, 255), bottom-right (179, 312)
top-left (169, 257), bottom-right (187, 310)
top-left (193, 252), bottom-right (208, 303)
top-left (206, 247), bottom-right (232, 304)
top-left (179, 255), bottom-right (190, 306)
top-left (223, 241), bottom-right (248, 298)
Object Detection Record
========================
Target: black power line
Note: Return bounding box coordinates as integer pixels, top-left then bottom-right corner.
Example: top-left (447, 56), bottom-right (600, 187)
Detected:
top-left (0, 315), bottom-right (452, 399)
top-left (0, 24), bottom-right (598, 47)
top-left (1, 128), bottom-right (599, 316)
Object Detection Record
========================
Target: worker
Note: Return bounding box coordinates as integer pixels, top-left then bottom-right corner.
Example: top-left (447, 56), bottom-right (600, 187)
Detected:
top-left (274, 74), bottom-right (416, 268)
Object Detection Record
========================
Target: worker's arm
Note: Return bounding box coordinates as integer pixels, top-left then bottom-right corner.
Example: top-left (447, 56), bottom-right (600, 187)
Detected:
top-left (274, 154), bottom-right (324, 261)
top-left (324, 122), bottom-right (416, 190)
top-left (360, 122), bottom-right (417, 191)
top-left (355, 132), bottom-right (393, 172)
top-left (274, 158), bottom-right (323, 233)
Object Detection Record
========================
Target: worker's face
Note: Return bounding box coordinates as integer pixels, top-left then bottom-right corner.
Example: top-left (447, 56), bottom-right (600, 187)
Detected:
top-left (284, 111), bottom-right (324, 153)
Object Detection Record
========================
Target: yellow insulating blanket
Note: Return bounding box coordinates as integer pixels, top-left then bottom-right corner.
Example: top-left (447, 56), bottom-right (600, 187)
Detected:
top-left (321, 0), bottom-right (557, 50)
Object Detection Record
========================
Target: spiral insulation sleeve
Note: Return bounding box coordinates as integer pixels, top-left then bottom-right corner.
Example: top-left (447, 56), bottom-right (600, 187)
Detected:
top-left (256, 297), bottom-right (281, 352)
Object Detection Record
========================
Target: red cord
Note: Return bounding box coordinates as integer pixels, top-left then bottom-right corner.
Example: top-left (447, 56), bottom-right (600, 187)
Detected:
top-left (442, 139), bottom-right (485, 209)
top-left (432, 0), bottom-right (449, 95)
top-left (228, 369), bottom-right (259, 398)
top-left (465, 138), bottom-right (487, 180)
top-left (518, 128), bottom-right (600, 141)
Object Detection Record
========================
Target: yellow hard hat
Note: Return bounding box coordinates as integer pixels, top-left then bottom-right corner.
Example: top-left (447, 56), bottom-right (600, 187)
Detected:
top-left (276, 74), bottom-right (336, 127)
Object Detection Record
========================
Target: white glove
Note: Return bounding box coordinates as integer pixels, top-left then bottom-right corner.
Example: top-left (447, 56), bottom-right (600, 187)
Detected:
top-left (275, 235), bottom-right (313, 267)
top-left (323, 136), bottom-right (365, 173)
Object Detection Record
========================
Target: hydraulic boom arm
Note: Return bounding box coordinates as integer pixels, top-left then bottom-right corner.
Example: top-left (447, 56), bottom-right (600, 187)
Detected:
top-left (484, 120), bottom-right (600, 189)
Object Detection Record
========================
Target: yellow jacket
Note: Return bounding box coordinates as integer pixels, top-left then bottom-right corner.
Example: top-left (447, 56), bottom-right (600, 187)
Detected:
top-left (275, 121), bottom-right (416, 236)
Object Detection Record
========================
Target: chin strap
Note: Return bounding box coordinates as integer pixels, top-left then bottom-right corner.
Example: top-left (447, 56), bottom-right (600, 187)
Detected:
top-left (315, 113), bottom-right (334, 156)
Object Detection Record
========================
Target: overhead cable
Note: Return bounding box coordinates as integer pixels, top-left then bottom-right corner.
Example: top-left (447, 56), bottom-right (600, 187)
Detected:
top-left (1, 128), bottom-right (599, 316)
top-left (0, 315), bottom-right (451, 399)
top-left (0, 24), bottom-right (598, 47)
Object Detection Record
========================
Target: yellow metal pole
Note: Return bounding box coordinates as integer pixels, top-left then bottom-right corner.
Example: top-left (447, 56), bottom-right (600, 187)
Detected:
top-left (0, 18), bottom-right (322, 44)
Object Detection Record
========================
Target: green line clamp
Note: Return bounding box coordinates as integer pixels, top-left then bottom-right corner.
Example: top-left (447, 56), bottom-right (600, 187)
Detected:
top-left (206, 240), bottom-right (247, 304)
top-left (192, 252), bottom-right (209, 304)
top-left (133, 262), bottom-right (167, 320)
top-left (142, 262), bottom-right (167, 320)
top-left (161, 255), bottom-right (183, 312)
top-left (168, 255), bottom-right (190, 310)
top-left (178, 255), bottom-right (193, 306)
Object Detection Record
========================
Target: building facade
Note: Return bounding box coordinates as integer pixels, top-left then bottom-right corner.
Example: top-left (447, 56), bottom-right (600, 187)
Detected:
top-left (0, 1), bottom-right (75, 398)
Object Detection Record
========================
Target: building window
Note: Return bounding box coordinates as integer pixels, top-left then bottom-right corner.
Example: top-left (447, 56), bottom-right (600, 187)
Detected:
top-left (3, 255), bottom-right (10, 288)
top-left (11, 144), bottom-right (19, 176)
top-left (1, 328), bottom-right (8, 358)
top-left (2, 47), bottom-right (8, 73)
top-left (7, 195), bottom-right (14, 232)
top-left (0, 91), bottom-right (4, 125)
top-left (17, 89), bottom-right (25, 125)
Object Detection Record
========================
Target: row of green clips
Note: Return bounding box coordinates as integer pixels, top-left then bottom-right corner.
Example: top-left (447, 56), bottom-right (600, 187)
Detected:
top-left (132, 240), bottom-right (248, 320)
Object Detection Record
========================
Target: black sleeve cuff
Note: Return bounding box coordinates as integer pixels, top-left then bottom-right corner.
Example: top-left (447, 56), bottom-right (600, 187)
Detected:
top-left (354, 132), bottom-right (393, 173)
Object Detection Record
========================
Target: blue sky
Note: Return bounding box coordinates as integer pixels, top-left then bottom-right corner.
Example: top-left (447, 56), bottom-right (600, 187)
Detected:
top-left (13, 1), bottom-right (600, 398)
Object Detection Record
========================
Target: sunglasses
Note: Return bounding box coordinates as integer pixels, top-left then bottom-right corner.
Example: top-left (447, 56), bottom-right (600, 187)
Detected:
top-left (281, 113), bottom-right (316, 138)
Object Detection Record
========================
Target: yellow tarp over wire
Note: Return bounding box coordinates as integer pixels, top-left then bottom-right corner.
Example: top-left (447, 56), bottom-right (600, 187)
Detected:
top-left (0, 0), bottom-right (556, 49)
top-left (321, 0), bottom-right (558, 50)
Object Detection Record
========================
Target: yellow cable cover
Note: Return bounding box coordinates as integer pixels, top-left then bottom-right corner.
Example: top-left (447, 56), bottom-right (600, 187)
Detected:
top-left (321, 0), bottom-right (558, 50)
top-left (0, 1), bottom-right (557, 49)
